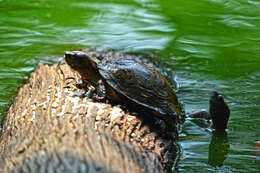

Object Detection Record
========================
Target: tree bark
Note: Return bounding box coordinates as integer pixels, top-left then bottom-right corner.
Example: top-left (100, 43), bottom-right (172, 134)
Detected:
top-left (0, 61), bottom-right (180, 173)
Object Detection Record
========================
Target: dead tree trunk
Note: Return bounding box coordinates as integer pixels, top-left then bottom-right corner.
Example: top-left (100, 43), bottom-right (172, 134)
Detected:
top-left (0, 61), bottom-right (180, 173)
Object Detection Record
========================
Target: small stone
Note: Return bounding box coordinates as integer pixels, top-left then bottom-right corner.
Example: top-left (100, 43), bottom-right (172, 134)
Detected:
top-left (96, 116), bottom-right (101, 121)
top-left (131, 133), bottom-right (136, 137)
top-left (110, 106), bottom-right (123, 122)
top-left (127, 115), bottom-right (136, 122)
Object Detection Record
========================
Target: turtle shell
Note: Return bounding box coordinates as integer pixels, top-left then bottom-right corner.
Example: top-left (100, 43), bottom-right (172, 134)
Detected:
top-left (97, 57), bottom-right (184, 118)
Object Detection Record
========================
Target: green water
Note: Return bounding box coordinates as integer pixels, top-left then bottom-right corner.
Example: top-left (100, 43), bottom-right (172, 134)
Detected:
top-left (0, 0), bottom-right (259, 172)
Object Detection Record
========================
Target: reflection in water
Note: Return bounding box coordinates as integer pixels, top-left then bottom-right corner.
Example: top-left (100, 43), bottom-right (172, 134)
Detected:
top-left (208, 131), bottom-right (229, 167)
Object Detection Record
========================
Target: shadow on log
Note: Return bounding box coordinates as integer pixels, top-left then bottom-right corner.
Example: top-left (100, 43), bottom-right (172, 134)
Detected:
top-left (0, 60), bottom-right (180, 173)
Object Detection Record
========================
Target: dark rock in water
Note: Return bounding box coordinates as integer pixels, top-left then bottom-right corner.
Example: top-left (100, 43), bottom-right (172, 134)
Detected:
top-left (188, 110), bottom-right (211, 120)
top-left (210, 91), bottom-right (230, 130)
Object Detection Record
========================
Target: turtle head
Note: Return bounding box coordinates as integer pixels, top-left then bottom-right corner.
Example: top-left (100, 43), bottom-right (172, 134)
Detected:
top-left (65, 51), bottom-right (100, 81)
top-left (211, 91), bottom-right (224, 103)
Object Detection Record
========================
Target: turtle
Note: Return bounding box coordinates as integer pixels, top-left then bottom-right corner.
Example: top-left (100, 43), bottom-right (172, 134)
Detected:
top-left (186, 91), bottom-right (230, 131)
top-left (65, 50), bottom-right (185, 133)
top-left (64, 51), bottom-right (230, 132)
top-left (209, 91), bottom-right (230, 130)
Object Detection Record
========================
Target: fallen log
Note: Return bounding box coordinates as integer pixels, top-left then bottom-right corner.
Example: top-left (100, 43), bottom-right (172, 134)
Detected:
top-left (0, 58), bottom-right (180, 173)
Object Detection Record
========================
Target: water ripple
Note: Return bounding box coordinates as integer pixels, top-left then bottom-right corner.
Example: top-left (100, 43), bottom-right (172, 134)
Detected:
top-left (67, 2), bottom-right (174, 51)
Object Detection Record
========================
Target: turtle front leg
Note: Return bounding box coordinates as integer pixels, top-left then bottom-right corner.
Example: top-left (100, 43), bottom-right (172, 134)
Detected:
top-left (83, 85), bottom-right (95, 98)
top-left (66, 79), bottom-right (96, 99)
top-left (72, 79), bottom-right (106, 101)
top-left (77, 79), bottom-right (106, 101)
top-left (91, 79), bottom-right (106, 101)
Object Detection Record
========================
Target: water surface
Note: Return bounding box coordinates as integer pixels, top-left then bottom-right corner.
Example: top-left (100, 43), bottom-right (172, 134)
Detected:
top-left (0, 0), bottom-right (259, 172)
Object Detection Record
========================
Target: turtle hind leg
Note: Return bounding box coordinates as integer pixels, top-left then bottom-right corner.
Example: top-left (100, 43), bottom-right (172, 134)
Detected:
top-left (163, 117), bottom-right (178, 140)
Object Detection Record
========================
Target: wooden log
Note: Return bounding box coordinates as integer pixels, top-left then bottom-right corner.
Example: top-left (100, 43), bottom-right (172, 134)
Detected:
top-left (0, 60), bottom-right (180, 173)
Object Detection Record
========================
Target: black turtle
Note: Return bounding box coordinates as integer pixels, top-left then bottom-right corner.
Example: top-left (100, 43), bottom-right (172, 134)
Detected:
top-left (210, 91), bottom-right (230, 130)
top-left (65, 51), bottom-right (185, 132)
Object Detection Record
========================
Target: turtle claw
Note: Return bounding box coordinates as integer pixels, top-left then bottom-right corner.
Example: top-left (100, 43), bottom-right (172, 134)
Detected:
top-left (83, 86), bottom-right (95, 99)
top-left (74, 81), bottom-right (105, 101)
top-left (71, 93), bottom-right (86, 98)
